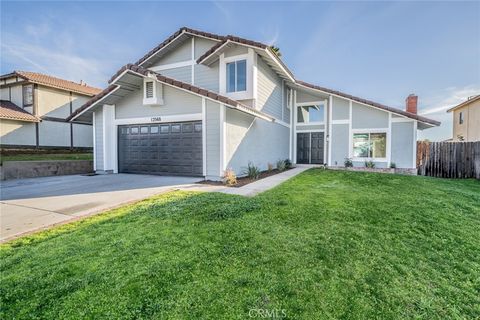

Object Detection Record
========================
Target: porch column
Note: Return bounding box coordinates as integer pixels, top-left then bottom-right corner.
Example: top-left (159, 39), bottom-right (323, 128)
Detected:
top-left (102, 104), bottom-right (117, 173)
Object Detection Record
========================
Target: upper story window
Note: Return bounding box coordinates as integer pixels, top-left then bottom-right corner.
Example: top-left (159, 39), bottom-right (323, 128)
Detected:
top-left (226, 59), bottom-right (247, 93)
top-left (297, 104), bottom-right (325, 124)
top-left (459, 111), bottom-right (464, 125)
top-left (23, 84), bottom-right (33, 107)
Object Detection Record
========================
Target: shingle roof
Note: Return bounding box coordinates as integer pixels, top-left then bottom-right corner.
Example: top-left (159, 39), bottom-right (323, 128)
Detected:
top-left (296, 81), bottom-right (441, 126)
top-left (0, 100), bottom-right (39, 122)
top-left (135, 27), bottom-right (225, 67)
top-left (0, 71), bottom-right (102, 96)
top-left (69, 64), bottom-right (274, 122)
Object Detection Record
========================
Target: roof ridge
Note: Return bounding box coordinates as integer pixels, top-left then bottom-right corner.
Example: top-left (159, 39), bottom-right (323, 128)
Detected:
top-left (15, 70), bottom-right (100, 90)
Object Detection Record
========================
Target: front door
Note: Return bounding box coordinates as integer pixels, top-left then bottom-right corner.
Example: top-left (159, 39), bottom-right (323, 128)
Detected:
top-left (311, 132), bottom-right (324, 164)
top-left (296, 133), bottom-right (310, 164)
top-left (296, 132), bottom-right (324, 164)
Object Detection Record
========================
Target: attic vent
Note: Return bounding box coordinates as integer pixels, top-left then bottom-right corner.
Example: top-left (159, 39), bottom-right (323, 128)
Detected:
top-left (145, 81), bottom-right (154, 98)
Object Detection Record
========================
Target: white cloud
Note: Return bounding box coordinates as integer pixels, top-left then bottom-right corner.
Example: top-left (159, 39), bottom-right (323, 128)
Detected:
top-left (418, 84), bottom-right (480, 141)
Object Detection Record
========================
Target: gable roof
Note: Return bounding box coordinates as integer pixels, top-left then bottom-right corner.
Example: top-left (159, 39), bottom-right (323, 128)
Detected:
top-left (196, 35), bottom-right (295, 81)
top-left (69, 64), bottom-right (274, 122)
top-left (0, 100), bottom-right (39, 122)
top-left (296, 81), bottom-right (441, 126)
top-left (447, 94), bottom-right (480, 113)
top-left (135, 27), bottom-right (225, 67)
top-left (0, 71), bottom-right (102, 96)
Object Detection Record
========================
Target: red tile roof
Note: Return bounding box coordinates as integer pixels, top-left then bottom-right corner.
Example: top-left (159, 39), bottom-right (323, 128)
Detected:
top-left (0, 100), bottom-right (39, 122)
top-left (0, 71), bottom-right (102, 96)
top-left (135, 27), bottom-right (225, 67)
top-left (296, 81), bottom-right (441, 126)
top-left (69, 64), bottom-right (273, 122)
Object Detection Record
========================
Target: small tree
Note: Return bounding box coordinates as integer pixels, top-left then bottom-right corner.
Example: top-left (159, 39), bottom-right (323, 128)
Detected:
top-left (270, 45), bottom-right (282, 58)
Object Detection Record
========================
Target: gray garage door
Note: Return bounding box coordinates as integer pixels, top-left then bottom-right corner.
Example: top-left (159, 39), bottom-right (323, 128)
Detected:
top-left (118, 121), bottom-right (203, 176)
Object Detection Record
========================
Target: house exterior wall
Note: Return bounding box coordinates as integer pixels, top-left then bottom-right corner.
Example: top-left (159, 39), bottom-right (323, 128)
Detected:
top-left (194, 62), bottom-right (219, 92)
top-left (156, 40), bottom-right (192, 65)
top-left (160, 66), bottom-right (192, 84)
top-left (452, 100), bottom-right (480, 142)
top-left (205, 100), bottom-right (221, 180)
top-left (0, 119), bottom-right (36, 146)
top-left (1, 81), bottom-right (93, 149)
top-left (391, 121), bottom-right (415, 168)
top-left (225, 108), bottom-right (289, 175)
top-left (330, 123), bottom-right (349, 166)
top-left (351, 102), bottom-right (389, 129)
top-left (93, 109), bottom-right (103, 171)
top-left (257, 57), bottom-right (283, 120)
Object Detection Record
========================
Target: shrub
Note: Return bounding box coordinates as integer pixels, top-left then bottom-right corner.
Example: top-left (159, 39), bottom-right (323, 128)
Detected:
top-left (223, 168), bottom-right (237, 186)
top-left (365, 160), bottom-right (376, 168)
top-left (244, 162), bottom-right (260, 180)
top-left (284, 159), bottom-right (292, 169)
top-left (390, 162), bottom-right (397, 169)
top-left (276, 159), bottom-right (286, 172)
top-left (344, 158), bottom-right (353, 167)
top-left (267, 162), bottom-right (274, 172)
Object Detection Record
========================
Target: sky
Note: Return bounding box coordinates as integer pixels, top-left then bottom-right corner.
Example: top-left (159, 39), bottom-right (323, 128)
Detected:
top-left (1, 1), bottom-right (479, 141)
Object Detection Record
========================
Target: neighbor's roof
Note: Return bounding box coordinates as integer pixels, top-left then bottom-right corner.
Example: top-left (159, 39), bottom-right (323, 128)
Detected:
top-left (0, 100), bottom-right (39, 122)
top-left (0, 71), bottom-right (102, 96)
top-left (447, 94), bottom-right (480, 113)
top-left (69, 64), bottom-right (274, 122)
top-left (296, 81), bottom-right (441, 126)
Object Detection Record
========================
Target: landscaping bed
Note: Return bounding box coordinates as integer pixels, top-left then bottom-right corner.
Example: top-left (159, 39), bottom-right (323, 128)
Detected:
top-left (200, 167), bottom-right (292, 187)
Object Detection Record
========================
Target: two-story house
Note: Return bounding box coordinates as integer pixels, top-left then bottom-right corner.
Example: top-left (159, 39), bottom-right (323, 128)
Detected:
top-left (447, 95), bottom-right (480, 142)
top-left (68, 27), bottom-right (440, 180)
top-left (0, 71), bottom-right (101, 150)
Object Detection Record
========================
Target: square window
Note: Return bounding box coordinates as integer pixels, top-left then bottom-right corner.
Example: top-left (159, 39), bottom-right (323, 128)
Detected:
top-left (182, 123), bottom-right (193, 133)
top-left (194, 123), bottom-right (202, 132)
top-left (150, 126), bottom-right (159, 134)
top-left (297, 105), bottom-right (324, 123)
top-left (171, 124), bottom-right (181, 133)
top-left (226, 59), bottom-right (247, 93)
top-left (130, 127), bottom-right (139, 134)
top-left (140, 126), bottom-right (149, 134)
top-left (160, 125), bottom-right (169, 133)
top-left (23, 84), bottom-right (33, 107)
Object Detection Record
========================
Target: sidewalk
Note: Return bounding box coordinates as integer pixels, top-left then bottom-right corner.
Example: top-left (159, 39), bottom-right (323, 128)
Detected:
top-left (218, 165), bottom-right (314, 197)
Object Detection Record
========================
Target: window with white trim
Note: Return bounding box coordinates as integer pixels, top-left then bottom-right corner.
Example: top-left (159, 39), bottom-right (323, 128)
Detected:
top-left (226, 59), bottom-right (246, 93)
top-left (297, 104), bottom-right (324, 123)
top-left (353, 132), bottom-right (386, 158)
top-left (23, 84), bottom-right (33, 107)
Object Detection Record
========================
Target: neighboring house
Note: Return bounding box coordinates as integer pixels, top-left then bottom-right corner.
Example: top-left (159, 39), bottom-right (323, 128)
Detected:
top-left (447, 95), bottom-right (480, 142)
top-left (68, 27), bottom-right (440, 180)
top-left (0, 71), bottom-right (101, 149)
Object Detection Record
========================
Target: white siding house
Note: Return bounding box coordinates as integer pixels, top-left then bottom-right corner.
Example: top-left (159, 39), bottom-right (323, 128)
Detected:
top-left (68, 27), bottom-right (439, 180)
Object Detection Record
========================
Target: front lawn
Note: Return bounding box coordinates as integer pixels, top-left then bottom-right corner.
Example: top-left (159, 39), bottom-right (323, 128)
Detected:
top-left (1, 170), bottom-right (479, 319)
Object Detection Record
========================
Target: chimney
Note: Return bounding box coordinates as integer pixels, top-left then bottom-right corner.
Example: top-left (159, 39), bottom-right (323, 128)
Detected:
top-left (406, 94), bottom-right (418, 114)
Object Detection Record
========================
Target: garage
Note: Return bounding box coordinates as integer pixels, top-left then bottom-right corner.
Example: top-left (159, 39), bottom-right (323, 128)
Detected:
top-left (118, 121), bottom-right (203, 176)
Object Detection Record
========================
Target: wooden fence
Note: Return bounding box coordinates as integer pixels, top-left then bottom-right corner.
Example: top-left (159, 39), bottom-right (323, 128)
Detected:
top-left (417, 141), bottom-right (480, 179)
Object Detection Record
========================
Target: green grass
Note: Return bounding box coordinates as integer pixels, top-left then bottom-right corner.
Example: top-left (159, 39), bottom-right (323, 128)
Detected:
top-left (0, 153), bottom-right (93, 163)
top-left (1, 170), bottom-right (479, 319)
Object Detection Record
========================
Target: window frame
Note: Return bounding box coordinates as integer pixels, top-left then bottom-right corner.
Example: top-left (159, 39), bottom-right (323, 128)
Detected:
top-left (22, 84), bottom-right (34, 108)
top-left (226, 59), bottom-right (247, 93)
top-left (459, 111), bottom-right (464, 125)
top-left (295, 101), bottom-right (327, 125)
top-left (351, 130), bottom-right (388, 161)
top-left (220, 51), bottom-right (253, 101)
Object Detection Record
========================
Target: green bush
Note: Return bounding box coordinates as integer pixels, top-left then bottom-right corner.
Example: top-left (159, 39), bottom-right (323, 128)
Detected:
top-left (390, 162), bottom-right (397, 169)
top-left (284, 159), bottom-right (292, 169)
top-left (276, 159), bottom-right (286, 172)
top-left (244, 162), bottom-right (260, 180)
top-left (344, 158), bottom-right (353, 167)
top-left (365, 160), bottom-right (376, 168)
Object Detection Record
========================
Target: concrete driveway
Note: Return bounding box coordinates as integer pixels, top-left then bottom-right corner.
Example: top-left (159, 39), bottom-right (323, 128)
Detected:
top-left (0, 174), bottom-right (204, 242)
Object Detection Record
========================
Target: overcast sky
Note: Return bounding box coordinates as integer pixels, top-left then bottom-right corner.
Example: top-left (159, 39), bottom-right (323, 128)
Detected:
top-left (1, 1), bottom-right (479, 141)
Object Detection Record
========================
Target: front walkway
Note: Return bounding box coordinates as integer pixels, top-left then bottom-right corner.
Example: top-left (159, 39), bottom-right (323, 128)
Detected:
top-left (218, 165), bottom-right (314, 197)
